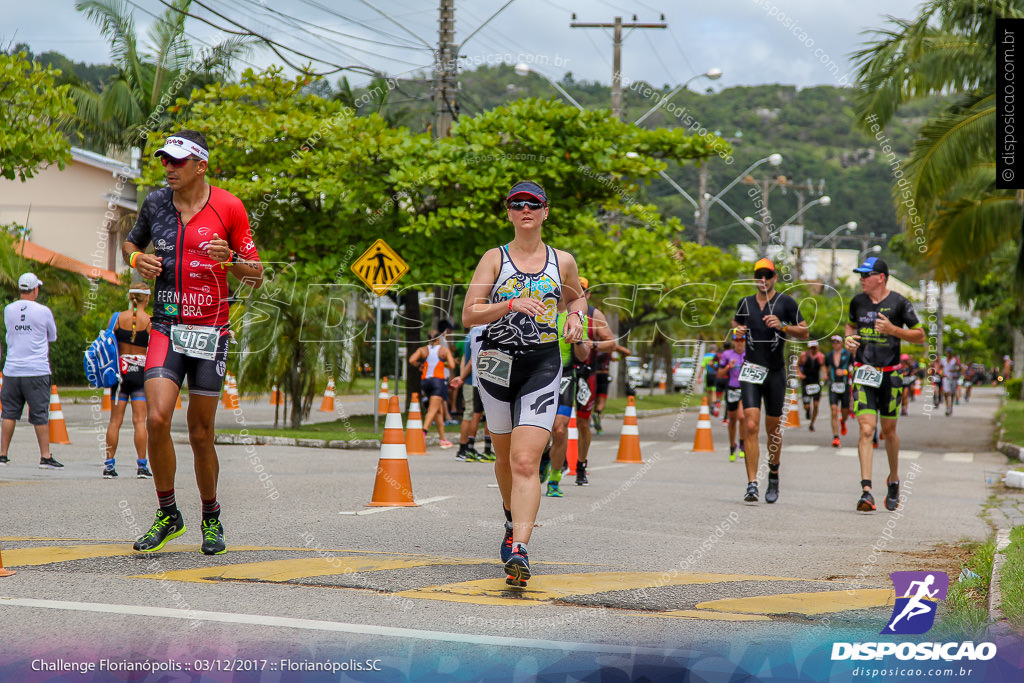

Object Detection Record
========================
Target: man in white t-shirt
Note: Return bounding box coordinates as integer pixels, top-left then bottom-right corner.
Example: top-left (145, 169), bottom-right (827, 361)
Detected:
top-left (1, 273), bottom-right (61, 468)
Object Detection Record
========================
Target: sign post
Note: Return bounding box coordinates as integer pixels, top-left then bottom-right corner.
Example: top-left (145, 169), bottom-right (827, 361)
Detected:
top-left (352, 239), bottom-right (409, 432)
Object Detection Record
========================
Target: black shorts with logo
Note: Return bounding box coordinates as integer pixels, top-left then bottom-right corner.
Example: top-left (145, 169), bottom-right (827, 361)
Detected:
top-left (475, 340), bottom-right (561, 435)
top-left (740, 368), bottom-right (787, 418)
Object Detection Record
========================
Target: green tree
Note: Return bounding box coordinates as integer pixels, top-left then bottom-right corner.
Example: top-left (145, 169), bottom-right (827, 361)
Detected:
top-left (0, 52), bottom-right (73, 181)
top-left (852, 0), bottom-right (1024, 288)
top-left (69, 0), bottom-right (252, 152)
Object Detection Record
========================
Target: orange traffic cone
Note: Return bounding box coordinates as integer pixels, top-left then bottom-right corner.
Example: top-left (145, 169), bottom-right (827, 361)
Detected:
top-left (102, 387), bottom-right (112, 411)
top-left (785, 389), bottom-right (801, 428)
top-left (913, 378), bottom-right (921, 396)
top-left (367, 396), bottom-right (418, 507)
top-left (377, 377), bottom-right (390, 415)
top-left (225, 374), bottom-right (240, 410)
top-left (48, 385), bottom-right (71, 445)
top-left (0, 541), bottom-right (15, 577)
top-left (566, 405), bottom-right (579, 474)
top-left (692, 397), bottom-right (715, 452)
top-left (405, 392), bottom-right (427, 456)
top-left (616, 395), bottom-right (643, 463)
top-left (175, 393), bottom-right (183, 410)
top-left (320, 377), bottom-right (336, 412)
top-left (222, 372), bottom-right (233, 408)
top-left (270, 384), bottom-right (282, 406)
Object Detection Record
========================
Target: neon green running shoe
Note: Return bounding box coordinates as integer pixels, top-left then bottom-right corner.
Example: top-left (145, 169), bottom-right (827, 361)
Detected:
top-left (133, 510), bottom-right (186, 552)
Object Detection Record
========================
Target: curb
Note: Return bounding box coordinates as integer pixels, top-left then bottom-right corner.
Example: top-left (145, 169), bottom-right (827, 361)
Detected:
top-left (988, 528), bottom-right (1014, 638)
top-left (997, 441), bottom-right (1023, 463)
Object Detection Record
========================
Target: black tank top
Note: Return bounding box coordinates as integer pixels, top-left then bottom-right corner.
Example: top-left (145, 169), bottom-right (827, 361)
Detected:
top-left (801, 351), bottom-right (822, 379)
top-left (115, 321), bottom-right (150, 347)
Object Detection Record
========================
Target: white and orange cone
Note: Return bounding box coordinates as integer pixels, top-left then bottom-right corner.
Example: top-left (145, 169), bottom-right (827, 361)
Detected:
top-left (616, 395), bottom-right (643, 463)
top-left (566, 405), bottom-right (579, 474)
top-left (102, 387), bottom-right (112, 411)
top-left (405, 392), bottom-right (427, 456)
top-left (692, 397), bottom-right (715, 452)
top-left (320, 377), bottom-right (336, 412)
top-left (222, 372), bottom-right (233, 408)
top-left (0, 541), bottom-right (15, 577)
top-left (175, 393), bottom-right (183, 410)
top-left (914, 378), bottom-right (921, 396)
top-left (225, 374), bottom-right (240, 410)
top-left (784, 389), bottom-right (801, 428)
top-left (377, 376), bottom-right (390, 416)
top-left (367, 396), bottom-right (418, 507)
top-left (48, 385), bottom-right (71, 445)
top-left (270, 384), bottom-right (282, 406)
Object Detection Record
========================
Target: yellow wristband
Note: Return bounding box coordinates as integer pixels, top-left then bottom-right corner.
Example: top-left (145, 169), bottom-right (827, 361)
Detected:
top-left (129, 251), bottom-right (141, 268)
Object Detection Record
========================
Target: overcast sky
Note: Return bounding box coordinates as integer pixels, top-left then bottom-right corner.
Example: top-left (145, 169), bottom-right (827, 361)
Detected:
top-left (7, 0), bottom-right (925, 90)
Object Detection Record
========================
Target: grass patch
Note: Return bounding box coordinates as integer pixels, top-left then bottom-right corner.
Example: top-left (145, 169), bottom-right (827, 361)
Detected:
top-left (1001, 526), bottom-right (1024, 632)
top-left (997, 400), bottom-right (1024, 448)
top-left (933, 537), bottom-right (995, 640)
top-left (218, 416), bottom-right (383, 441)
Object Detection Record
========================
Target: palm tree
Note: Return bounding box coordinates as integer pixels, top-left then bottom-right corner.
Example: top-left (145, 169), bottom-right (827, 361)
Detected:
top-left (68, 0), bottom-right (252, 155)
top-left (852, 0), bottom-right (1024, 289)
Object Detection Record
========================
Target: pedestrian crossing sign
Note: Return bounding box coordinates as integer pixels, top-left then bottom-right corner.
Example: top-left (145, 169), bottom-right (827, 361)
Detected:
top-left (352, 239), bottom-right (409, 295)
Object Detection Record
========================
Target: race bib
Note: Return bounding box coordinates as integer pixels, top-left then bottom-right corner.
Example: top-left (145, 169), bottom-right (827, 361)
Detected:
top-left (577, 377), bottom-right (592, 405)
top-left (738, 362), bottom-right (769, 385)
top-left (726, 388), bottom-right (742, 403)
top-left (477, 349), bottom-right (512, 388)
top-left (831, 381), bottom-right (847, 394)
top-left (805, 383), bottom-right (821, 395)
top-left (853, 365), bottom-right (884, 388)
top-left (170, 324), bottom-right (220, 361)
top-left (559, 376), bottom-right (572, 395)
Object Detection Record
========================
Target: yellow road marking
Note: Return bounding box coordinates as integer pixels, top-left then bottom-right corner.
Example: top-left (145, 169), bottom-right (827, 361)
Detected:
top-left (398, 572), bottom-right (805, 607)
top-left (695, 588), bottom-right (895, 615)
top-left (648, 610), bottom-right (770, 621)
top-left (132, 556), bottom-right (485, 583)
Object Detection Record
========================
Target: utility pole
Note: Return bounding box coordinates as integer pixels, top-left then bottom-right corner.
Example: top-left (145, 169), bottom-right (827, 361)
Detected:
top-left (570, 14), bottom-right (667, 120)
top-left (433, 0), bottom-right (457, 138)
top-left (696, 164), bottom-right (709, 245)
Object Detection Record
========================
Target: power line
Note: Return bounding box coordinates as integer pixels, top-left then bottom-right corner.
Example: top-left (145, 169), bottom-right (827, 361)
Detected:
top-left (665, 23), bottom-right (697, 80)
top-left (243, 0), bottom-right (430, 51)
top-left (354, 0), bottom-right (433, 50)
top-left (641, 29), bottom-right (674, 86)
top-left (292, 0), bottom-right (425, 48)
top-left (459, 0), bottom-right (518, 50)
top-left (155, 0), bottom-right (383, 77)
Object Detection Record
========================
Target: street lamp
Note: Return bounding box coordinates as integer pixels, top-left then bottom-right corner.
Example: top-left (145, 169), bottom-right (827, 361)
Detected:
top-left (634, 67), bottom-right (723, 125)
top-left (514, 63), bottom-right (585, 111)
top-left (813, 221), bottom-right (857, 287)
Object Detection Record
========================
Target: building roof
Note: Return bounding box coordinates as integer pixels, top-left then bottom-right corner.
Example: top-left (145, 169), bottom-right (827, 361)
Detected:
top-left (15, 239), bottom-right (120, 285)
top-left (70, 147), bottom-right (140, 179)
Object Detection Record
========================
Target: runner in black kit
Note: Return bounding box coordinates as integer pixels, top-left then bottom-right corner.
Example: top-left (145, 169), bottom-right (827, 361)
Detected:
top-left (797, 340), bottom-right (825, 431)
top-left (844, 257), bottom-right (924, 512)
top-left (463, 181), bottom-right (585, 586)
top-left (732, 258), bottom-right (808, 504)
top-left (123, 130), bottom-right (263, 555)
top-left (825, 334), bottom-right (853, 448)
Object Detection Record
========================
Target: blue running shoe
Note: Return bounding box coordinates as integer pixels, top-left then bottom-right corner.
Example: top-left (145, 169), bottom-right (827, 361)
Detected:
top-left (500, 521), bottom-right (514, 563)
top-left (504, 547), bottom-right (530, 586)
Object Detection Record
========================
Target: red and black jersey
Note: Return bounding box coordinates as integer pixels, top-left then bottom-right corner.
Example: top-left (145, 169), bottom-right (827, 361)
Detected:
top-left (126, 186), bottom-right (259, 330)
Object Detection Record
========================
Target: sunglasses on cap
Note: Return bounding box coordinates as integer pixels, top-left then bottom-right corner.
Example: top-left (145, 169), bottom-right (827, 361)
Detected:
top-left (507, 199), bottom-right (545, 211)
top-left (754, 269), bottom-right (776, 279)
top-left (160, 155), bottom-right (200, 168)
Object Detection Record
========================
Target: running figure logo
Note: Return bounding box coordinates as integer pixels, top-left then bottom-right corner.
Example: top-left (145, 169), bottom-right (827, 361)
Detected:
top-left (881, 571), bottom-right (949, 634)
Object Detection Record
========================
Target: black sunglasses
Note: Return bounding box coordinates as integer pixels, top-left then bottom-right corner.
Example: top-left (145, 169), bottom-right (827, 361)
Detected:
top-left (160, 155), bottom-right (200, 168)
top-left (859, 271), bottom-right (880, 279)
top-left (507, 200), bottom-right (545, 211)
top-left (754, 269), bottom-right (776, 279)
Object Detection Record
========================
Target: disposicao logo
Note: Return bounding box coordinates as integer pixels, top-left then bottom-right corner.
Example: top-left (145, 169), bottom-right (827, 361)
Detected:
top-left (882, 571), bottom-right (948, 635)
top-left (831, 571), bottom-right (997, 663)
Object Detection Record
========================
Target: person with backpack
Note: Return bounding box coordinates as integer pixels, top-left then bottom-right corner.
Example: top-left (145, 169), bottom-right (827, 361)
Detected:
top-left (0, 273), bottom-right (61, 469)
top-left (102, 285), bottom-right (153, 479)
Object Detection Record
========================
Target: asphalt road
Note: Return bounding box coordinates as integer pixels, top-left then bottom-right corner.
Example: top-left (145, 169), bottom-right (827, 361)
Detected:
top-left (0, 385), bottom-right (1017, 681)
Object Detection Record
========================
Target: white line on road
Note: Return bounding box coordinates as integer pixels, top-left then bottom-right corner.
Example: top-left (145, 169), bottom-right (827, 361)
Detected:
top-left (836, 448), bottom-right (858, 458)
top-left (785, 445), bottom-right (818, 453)
top-left (901, 451), bottom-right (921, 460)
top-left (668, 444), bottom-right (689, 451)
top-left (0, 596), bottom-right (672, 655)
top-left (589, 464), bottom-right (627, 472)
top-left (339, 496), bottom-right (452, 515)
top-left (942, 452), bottom-right (974, 463)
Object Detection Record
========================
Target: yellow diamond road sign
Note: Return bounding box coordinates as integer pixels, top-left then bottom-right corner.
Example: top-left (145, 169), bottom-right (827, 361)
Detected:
top-left (352, 239), bottom-right (409, 295)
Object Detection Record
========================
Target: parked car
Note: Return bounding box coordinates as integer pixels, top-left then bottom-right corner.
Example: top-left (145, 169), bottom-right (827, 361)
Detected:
top-left (626, 356), bottom-right (645, 387)
top-left (648, 357), bottom-right (697, 392)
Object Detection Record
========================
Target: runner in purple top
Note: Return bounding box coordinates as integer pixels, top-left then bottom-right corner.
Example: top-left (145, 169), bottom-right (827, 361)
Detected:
top-left (717, 329), bottom-right (748, 462)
